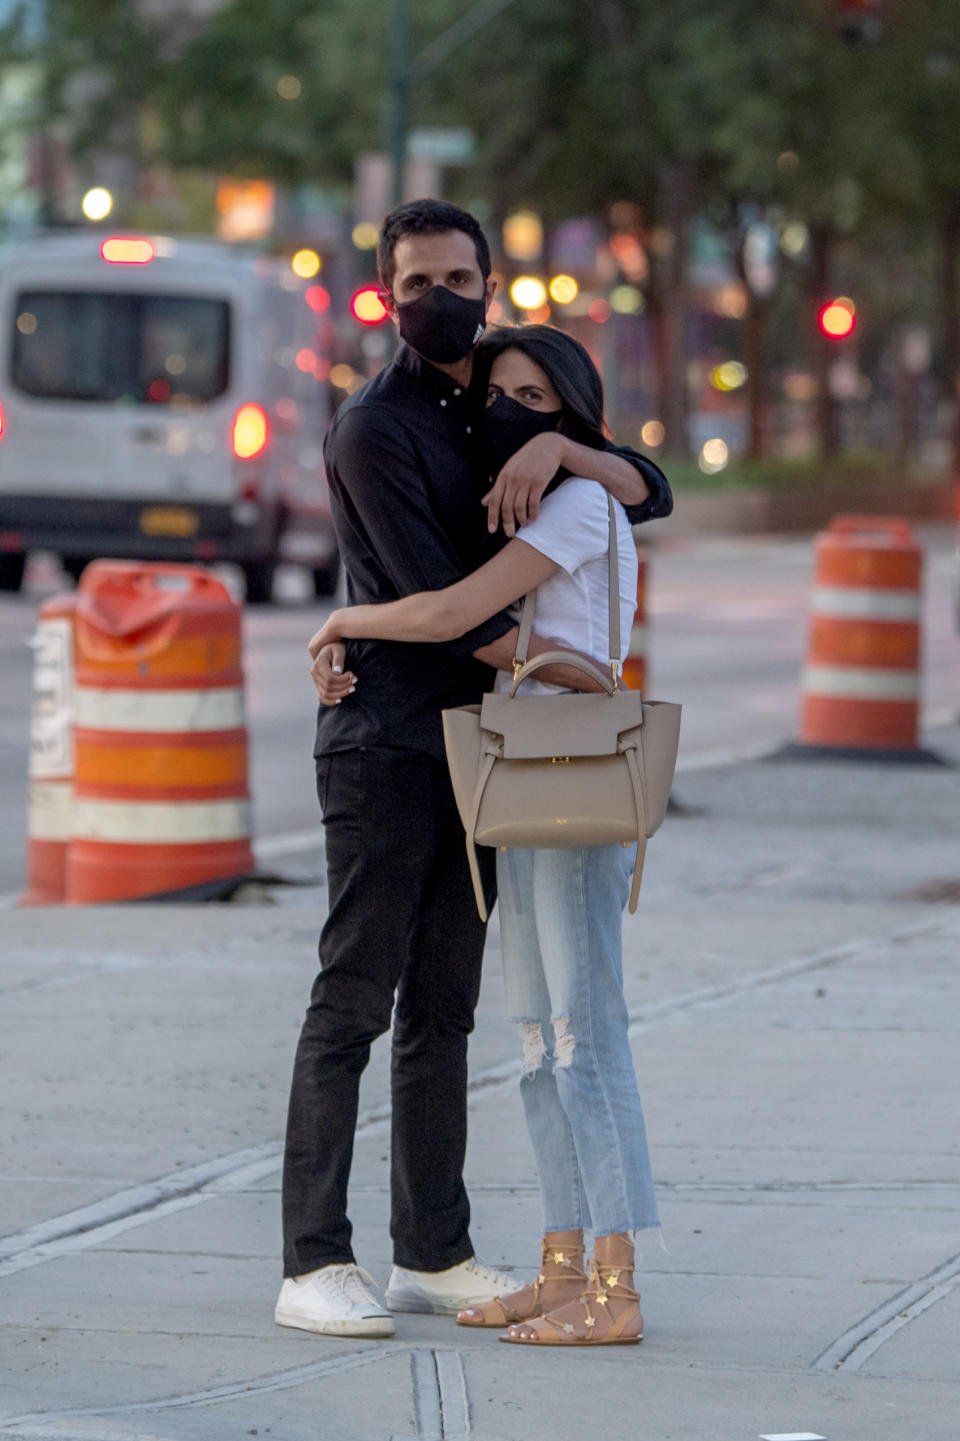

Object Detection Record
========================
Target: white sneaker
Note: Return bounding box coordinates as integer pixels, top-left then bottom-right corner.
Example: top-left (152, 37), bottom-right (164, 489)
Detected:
top-left (385, 1256), bottom-right (515, 1315)
top-left (275, 1264), bottom-right (395, 1338)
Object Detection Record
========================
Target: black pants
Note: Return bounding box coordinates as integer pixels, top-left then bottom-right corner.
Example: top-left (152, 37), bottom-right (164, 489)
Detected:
top-left (281, 747), bottom-right (496, 1276)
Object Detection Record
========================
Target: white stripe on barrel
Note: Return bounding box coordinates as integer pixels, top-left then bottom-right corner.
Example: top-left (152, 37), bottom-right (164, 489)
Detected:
top-left (71, 798), bottom-right (251, 844)
top-left (809, 587), bottom-right (921, 621)
top-left (802, 665), bottom-right (919, 701)
top-left (73, 687), bottom-right (246, 733)
top-left (27, 781), bottom-right (72, 842)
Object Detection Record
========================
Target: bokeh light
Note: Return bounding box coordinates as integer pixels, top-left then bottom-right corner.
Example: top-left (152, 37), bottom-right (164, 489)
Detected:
top-left (699, 438), bottom-right (730, 474)
top-left (352, 222), bottom-right (381, 250)
top-left (819, 297), bottom-right (856, 339)
top-left (502, 211), bottom-right (543, 261)
top-left (549, 274), bottom-right (579, 304)
top-left (588, 298), bottom-right (612, 323)
top-left (640, 420), bottom-right (665, 448)
top-left (610, 284), bottom-right (644, 314)
top-left (710, 361), bottom-right (748, 392)
top-left (330, 364), bottom-right (357, 389)
top-left (82, 187), bottom-right (113, 221)
top-left (291, 249), bottom-right (321, 279)
top-left (277, 75), bottom-right (301, 99)
top-left (305, 284), bottom-right (330, 313)
top-left (510, 276), bottom-right (548, 310)
top-left (350, 286), bottom-right (389, 324)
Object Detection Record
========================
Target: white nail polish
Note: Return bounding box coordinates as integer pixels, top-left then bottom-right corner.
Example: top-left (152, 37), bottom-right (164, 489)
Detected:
top-left (333, 666), bottom-right (343, 674)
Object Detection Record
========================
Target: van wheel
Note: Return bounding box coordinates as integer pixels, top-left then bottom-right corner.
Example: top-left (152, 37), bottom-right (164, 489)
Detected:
top-left (243, 558), bottom-right (276, 604)
top-left (312, 554), bottom-right (341, 598)
top-left (0, 553), bottom-right (26, 592)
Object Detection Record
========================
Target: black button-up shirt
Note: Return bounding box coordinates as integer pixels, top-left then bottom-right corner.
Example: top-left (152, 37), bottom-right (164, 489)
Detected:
top-left (315, 342), bottom-right (672, 762)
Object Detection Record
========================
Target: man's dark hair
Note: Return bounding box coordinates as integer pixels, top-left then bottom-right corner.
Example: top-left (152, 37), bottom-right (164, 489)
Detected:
top-left (378, 199), bottom-right (491, 290)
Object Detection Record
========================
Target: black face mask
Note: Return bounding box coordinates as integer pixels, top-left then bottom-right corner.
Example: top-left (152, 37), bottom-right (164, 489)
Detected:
top-left (481, 395), bottom-right (563, 477)
top-left (395, 285), bottom-right (487, 365)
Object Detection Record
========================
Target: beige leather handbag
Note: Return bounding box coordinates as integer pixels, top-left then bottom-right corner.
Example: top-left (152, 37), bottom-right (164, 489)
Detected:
top-left (442, 496), bottom-right (681, 921)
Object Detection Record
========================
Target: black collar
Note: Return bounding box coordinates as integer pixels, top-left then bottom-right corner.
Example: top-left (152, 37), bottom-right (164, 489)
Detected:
top-left (392, 341), bottom-right (473, 404)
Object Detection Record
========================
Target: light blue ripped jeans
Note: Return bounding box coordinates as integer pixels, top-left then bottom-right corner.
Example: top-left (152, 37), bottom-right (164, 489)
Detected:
top-left (496, 843), bottom-right (659, 1238)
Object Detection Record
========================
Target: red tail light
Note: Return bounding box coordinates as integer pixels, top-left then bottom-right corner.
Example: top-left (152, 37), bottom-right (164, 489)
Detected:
top-left (232, 403), bottom-right (268, 460)
top-left (100, 236), bottom-right (155, 265)
top-left (0, 400), bottom-right (5, 443)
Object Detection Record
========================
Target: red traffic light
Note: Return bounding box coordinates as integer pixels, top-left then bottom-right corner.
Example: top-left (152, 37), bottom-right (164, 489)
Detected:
top-left (350, 286), bottom-right (389, 325)
top-left (818, 297), bottom-right (856, 340)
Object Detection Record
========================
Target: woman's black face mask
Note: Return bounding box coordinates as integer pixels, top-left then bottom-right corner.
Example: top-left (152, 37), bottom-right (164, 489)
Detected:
top-left (481, 395), bottom-right (563, 478)
top-left (394, 285), bottom-right (487, 365)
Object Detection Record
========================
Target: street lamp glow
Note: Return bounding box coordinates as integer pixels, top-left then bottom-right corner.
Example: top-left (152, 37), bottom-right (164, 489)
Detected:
top-left (710, 361), bottom-right (748, 392)
top-left (610, 284), bottom-right (644, 315)
top-left (699, 438), bottom-right (730, 474)
top-left (510, 276), bottom-right (547, 310)
top-left (352, 222), bottom-right (380, 250)
top-left (82, 187), bottom-right (113, 221)
top-left (549, 274), bottom-right (578, 304)
top-left (291, 249), bottom-right (321, 279)
top-left (502, 211), bottom-right (543, 262)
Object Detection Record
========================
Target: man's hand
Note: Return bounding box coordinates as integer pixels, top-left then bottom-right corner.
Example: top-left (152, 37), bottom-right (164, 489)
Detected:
top-left (481, 431), bottom-right (565, 537)
top-left (307, 627), bottom-right (356, 706)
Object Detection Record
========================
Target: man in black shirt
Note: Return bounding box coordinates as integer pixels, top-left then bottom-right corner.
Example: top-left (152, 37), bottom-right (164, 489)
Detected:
top-left (277, 201), bottom-right (672, 1339)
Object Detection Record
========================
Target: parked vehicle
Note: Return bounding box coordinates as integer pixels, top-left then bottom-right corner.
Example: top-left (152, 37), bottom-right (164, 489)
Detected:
top-left (0, 231), bottom-right (338, 601)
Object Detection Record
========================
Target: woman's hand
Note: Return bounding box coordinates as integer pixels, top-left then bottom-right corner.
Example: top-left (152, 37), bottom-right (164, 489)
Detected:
top-left (481, 431), bottom-right (565, 536)
top-left (307, 616), bottom-right (356, 705)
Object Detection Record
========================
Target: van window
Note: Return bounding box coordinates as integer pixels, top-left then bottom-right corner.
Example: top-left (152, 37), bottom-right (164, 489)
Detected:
top-left (10, 291), bottom-right (230, 405)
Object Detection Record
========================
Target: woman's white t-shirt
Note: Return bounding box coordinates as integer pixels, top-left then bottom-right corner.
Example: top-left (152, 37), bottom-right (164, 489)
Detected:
top-left (495, 477), bottom-right (639, 696)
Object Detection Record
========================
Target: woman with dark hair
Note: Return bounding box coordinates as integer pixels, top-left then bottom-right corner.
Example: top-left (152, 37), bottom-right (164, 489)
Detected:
top-left (307, 326), bottom-right (659, 1347)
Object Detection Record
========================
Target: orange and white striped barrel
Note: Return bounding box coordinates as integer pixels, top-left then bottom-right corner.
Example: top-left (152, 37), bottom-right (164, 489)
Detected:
top-left (621, 544), bottom-right (648, 693)
top-left (798, 514), bottom-right (922, 752)
top-left (66, 562), bottom-right (254, 904)
top-left (20, 593), bottom-right (76, 905)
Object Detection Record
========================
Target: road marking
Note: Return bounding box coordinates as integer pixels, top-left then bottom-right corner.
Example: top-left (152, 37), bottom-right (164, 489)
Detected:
top-left (4, 913), bottom-right (949, 1285)
top-left (0, 1348), bottom-right (408, 1433)
top-left (813, 1248), bottom-right (960, 1372)
top-left (397, 1350), bottom-right (470, 1441)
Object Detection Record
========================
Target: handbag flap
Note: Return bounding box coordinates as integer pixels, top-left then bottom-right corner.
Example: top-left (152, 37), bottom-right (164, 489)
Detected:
top-left (480, 689), bottom-right (644, 759)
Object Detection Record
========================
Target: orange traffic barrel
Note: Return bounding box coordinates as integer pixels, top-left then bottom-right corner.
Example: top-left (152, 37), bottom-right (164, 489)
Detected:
top-left (20, 593), bottom-right (76, 905)
top-left (795, 514), bottom-right (930, 758)
top-left (621, 543), bottom-right (648, 693)
top-left (66, 561), bottom-right (254, 904)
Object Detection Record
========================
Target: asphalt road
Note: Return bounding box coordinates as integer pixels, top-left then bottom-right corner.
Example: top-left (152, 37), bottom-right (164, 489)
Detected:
top-left (1, 527), bottom-right (957, 899)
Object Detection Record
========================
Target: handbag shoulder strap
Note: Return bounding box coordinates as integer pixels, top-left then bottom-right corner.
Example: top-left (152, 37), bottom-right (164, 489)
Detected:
top-left (513, 492), bottom-right (621, 684)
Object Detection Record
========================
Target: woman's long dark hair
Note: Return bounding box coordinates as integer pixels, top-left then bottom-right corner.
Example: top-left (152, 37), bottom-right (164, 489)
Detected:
top-left (474, 324), bottom-right (608, 451)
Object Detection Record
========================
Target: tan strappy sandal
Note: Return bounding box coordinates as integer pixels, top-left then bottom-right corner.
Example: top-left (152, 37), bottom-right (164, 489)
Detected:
top-left (457, 1230), bottom-right (586, 1328)
top-left (500, 1234), bottom-right (644, 1347)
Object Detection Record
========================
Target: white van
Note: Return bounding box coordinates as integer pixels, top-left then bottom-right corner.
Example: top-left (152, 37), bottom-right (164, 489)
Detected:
top-left (0, 231), bottom-right (339, 601)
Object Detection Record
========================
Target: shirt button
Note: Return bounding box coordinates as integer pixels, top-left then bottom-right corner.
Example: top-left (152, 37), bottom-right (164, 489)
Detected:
top-left (466, 426), bottom-right (472, 434)
top-left (440, 399), bottom-right (447, 407)
top-left (453, 387), bottom-right (462, 396)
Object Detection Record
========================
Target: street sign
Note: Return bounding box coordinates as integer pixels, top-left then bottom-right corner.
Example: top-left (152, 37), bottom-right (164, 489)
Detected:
top-left (408, 128), bottom-right (475, 165)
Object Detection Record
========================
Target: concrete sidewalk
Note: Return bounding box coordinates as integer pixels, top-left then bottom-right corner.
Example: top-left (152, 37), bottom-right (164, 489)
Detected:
top-left (1, 729), bottom-right (959, 1441)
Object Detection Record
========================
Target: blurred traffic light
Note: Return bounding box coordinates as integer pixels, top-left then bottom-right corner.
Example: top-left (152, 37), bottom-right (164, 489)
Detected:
top-left (351, 286), bottom-right (389, 324)
top-left (818, 297), bottom-right (857, 339)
